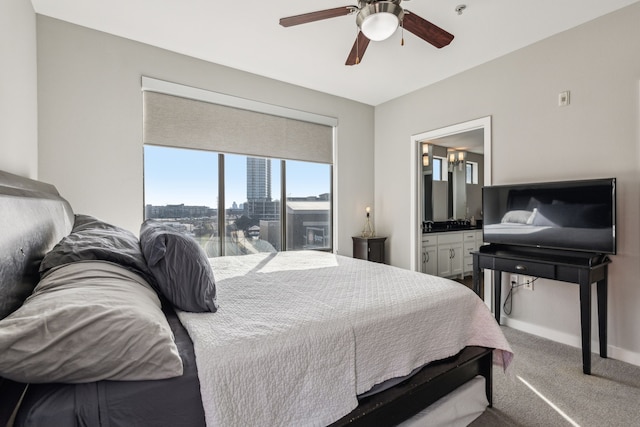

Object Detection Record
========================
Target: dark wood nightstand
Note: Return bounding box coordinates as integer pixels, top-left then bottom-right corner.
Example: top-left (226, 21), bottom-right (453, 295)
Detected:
top-left (352, 236), bottom-right (387, 264)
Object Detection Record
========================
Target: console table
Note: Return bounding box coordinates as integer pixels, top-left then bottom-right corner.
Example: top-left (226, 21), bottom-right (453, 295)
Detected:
top-left (472, 244), bottom-right (610, 374)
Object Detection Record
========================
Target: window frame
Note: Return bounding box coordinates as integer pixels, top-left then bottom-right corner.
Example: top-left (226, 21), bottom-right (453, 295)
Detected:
top-left (466, 160), bottom-right (479, 185)
top-left (432, 156), bottom-right (447, 181)
top-left (144, 145), bottom-right (333, 255)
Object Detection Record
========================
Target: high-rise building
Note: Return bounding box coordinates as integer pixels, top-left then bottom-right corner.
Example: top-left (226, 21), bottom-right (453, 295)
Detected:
top-left (247, 158), bottom-right (271, 202)
top-left (246, 158), bottom-right (278, 221)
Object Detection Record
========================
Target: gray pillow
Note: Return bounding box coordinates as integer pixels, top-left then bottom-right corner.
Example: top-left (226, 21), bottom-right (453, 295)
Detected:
top-left (140, 220), bottom-right (218, 313)
top-left (0, 261), bottom-right (183, 383)
top-left (40, 214), bottom-right (155, 285)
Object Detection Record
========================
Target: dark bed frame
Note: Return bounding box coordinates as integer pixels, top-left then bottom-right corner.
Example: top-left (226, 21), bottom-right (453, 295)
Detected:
top-left (0, 170), bottom-right (493, 427)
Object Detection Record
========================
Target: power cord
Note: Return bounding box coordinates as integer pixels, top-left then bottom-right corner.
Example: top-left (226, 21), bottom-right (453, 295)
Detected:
top-left (503, 277), bottom-right (538, 315)
top-left (503, 280), bottom-right (515, 315)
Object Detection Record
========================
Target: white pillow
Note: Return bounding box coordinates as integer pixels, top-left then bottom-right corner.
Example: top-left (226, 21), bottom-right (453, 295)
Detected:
top-left (0, 261), bottom-right (183, 383)
top-left (500, 210), bottom-right (534, 224)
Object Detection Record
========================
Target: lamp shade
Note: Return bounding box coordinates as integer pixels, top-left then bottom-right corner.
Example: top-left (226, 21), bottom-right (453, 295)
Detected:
top-left (356, 2), bottom-right (404, 41)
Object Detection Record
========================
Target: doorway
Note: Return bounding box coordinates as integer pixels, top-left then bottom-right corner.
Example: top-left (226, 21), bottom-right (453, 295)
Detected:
top-left (410, 116), bottom-right (492, 307)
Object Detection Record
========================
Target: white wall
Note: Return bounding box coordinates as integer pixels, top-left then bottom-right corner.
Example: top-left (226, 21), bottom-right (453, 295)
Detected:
top-left (36, 16), bottom-right (374, 255)
top-left (375, 3), bottom-right (640, 364)
top-left (0, 0), bottom-right (38, 178)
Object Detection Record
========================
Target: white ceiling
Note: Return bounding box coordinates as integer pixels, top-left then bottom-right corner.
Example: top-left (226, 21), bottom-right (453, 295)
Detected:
top-left (31, 0), bottom-right (639, 106)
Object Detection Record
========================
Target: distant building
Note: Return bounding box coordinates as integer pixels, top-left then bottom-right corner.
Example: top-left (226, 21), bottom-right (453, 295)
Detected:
top-left (246, 158), bottom-right (279, 221)
top-left (247, 158), bottom-right (271, 201)
top-left (260, 220), bottom-right (281, 251)
top-left (286, 200), bottom-right (331, 250)
top-left (246, 199), bottom-right (280, 221)
top-left (247, 225), bottom-right (260, 237)
top-left (145, 204), bottom-right (215, 219)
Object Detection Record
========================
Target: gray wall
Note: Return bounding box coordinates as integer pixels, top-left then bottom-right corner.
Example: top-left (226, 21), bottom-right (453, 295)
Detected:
top-left (36, 16), bottom-right (375, 256)
top-left (375, 3), bottom-right (640, 363)
top-left (0, 0), bottom-right (38, 178)
top-left (465, 151), bottom-right (484, 220)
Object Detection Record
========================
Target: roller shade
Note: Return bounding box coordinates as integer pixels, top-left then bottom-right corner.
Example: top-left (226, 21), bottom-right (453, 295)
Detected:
top-left (143, 91), bottom-right (333, 164)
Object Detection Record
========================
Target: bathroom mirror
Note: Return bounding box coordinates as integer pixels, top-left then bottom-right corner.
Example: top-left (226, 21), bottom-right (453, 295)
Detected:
top-left (421, 129), bottom-right (484, 222)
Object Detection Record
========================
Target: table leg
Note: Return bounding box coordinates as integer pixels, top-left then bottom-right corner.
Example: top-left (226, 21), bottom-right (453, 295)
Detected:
top-left (597, 274), bottom-right (608, 358)
top-left (494, 271), bottom-right (502, 325)
top-left (579, 279), bottom-right (592, 375)
top-left (472, 255), bottom-right (481, 296)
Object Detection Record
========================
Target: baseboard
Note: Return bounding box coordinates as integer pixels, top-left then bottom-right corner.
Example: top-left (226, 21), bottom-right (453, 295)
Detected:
top-left (501, 317), bottom-right (640, 368)
top-left (608, 344), bottom-right (640, 367)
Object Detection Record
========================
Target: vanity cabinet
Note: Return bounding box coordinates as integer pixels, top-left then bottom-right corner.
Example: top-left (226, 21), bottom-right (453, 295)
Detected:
top-left (422, 230), bottom-right (483, 278)
top-left (436, 233), bottom-right (464, 278)
top-left (463, 230), bottom-right (484, 275)
top-left (421, 235), bottom-right (438, 276)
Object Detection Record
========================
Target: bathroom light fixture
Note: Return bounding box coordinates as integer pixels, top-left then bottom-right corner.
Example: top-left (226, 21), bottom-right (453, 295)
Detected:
top-left (448, 151), bottom-right (465, 171)
top-left (356, 1), bottom-right (404, 41)
top-left (422, 143), bottom-right (430, 167)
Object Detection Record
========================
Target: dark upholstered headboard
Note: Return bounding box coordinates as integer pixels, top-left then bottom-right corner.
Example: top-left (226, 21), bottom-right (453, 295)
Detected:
top-left (0, 170), bottom-right (74, 320)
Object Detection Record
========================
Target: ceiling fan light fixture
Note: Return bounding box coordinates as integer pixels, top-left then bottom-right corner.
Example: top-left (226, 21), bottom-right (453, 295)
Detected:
top-left (357, 2), bottom-right (404, 42)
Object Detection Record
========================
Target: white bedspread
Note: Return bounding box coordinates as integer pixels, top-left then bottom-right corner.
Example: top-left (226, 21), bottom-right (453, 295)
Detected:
top-left (177, 251), bottom-right (512, 427)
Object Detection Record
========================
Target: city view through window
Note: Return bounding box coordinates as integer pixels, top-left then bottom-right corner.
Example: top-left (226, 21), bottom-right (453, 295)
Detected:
top-left (144, 146), bottom-right (331, 257)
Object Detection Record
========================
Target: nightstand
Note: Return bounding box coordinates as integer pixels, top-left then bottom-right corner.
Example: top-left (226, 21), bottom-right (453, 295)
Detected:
top-left (352, 236), bottom-right (387, 264)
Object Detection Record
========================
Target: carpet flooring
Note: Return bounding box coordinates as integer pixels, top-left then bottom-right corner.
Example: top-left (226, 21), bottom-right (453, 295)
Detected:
top-left (470, 327), bottom-right (640, 426)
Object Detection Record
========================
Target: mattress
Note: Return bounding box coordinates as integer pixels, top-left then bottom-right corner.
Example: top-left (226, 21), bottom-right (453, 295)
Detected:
top-left (178, 251), bottom-right (513, 427)
top-left (398, 375), bottom-right (488, 427)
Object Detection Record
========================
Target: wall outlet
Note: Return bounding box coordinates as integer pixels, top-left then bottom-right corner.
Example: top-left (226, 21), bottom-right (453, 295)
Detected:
top-left (511, 274), bottom-right (534, 290)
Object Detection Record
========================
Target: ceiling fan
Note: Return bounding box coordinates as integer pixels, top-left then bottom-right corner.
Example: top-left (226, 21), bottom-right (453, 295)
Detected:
top-left (279, 0), bottom-right (454, 66)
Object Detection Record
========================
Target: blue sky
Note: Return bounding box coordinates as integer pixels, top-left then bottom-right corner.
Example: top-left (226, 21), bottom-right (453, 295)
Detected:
top-left (144, 145), bottom-right (329, 208)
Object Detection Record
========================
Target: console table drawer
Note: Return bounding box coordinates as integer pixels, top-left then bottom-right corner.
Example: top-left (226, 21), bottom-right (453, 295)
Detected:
top-left (494, 258), bottom-right (555, 278)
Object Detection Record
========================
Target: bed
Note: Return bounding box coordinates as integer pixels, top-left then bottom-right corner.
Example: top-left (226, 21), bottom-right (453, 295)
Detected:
top-left (0, 170), bottom-right (512, 427)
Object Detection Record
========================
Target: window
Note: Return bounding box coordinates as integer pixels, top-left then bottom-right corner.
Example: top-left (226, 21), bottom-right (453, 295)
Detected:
top-left (225, 154), bottom-right (282, 255)
top-left (142, 78), bottom-right (335, 256)
top-left (432, 157), bottom-right (447, 181)
top-left (466, 161), bottom-right (479, 184)
top-left (143, 145), bottom-right (219, 257)
top-left (285, 160), bottom-right (332, 251)
top-left (143, 146), bottom-right (332, 256)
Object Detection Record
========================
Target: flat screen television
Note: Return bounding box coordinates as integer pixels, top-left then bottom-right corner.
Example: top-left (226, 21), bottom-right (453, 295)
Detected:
top-left (482, 178), bottom-right (616, 254)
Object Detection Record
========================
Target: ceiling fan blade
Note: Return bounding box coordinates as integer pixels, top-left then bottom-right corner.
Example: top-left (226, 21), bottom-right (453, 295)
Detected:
top-left (345, 32), bottom-right (371, 66)
top-left (280, 6), bottom-right (354, 27)
top-left (403, 11), bottom-right (454, 48)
